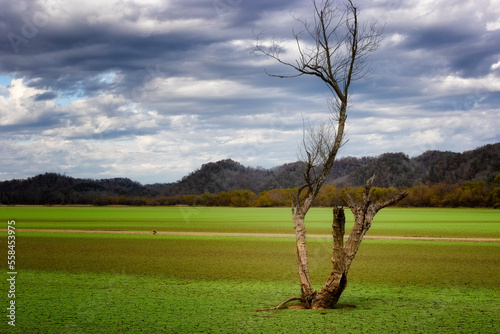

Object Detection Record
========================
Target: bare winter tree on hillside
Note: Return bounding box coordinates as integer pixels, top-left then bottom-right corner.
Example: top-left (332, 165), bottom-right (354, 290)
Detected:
top-left (254, 0), bottom-right (408, 309)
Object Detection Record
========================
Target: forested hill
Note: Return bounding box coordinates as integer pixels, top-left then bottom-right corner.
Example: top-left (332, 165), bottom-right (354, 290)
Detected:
top-left (0, 143), bottom-right (499, 204)
top-left (152, 143), bottom-right (500, 195)
top-left (0, 174), bottom-right (152, 205)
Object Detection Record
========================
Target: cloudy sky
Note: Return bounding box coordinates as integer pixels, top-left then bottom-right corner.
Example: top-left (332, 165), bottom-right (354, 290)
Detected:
top-left (1, 0), bottom-right (499, 184)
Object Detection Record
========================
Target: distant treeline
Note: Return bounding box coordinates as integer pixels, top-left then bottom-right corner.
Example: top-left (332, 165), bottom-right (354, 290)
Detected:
top-left (1, 143), bottom-right (499, 207)
top-left (93, 178), bottom-right (500, 208)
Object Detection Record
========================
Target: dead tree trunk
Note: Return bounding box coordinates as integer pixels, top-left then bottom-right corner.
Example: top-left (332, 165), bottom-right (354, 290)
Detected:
top-left (292, 175), bottom-right (408, 309)
top-left (310, 206), bottom-right (347, 309)
top-left (293, 212), bottom-right (315, 301)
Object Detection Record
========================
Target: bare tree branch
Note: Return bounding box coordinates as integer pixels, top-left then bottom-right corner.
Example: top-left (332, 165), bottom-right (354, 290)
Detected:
top-left (254, 1), bottom-right (383, 220)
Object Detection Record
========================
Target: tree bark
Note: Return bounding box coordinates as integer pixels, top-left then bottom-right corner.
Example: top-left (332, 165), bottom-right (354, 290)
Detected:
top-left (292, 212), bottom-right (314, 301)
top-left (311, 206), bottom-right (347, 309)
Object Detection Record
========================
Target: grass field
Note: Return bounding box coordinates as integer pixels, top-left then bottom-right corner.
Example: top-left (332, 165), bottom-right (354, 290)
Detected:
top-left (1, 206), bottom-right (500, 238)
top-left (1, 207), bottom-right (499, 333)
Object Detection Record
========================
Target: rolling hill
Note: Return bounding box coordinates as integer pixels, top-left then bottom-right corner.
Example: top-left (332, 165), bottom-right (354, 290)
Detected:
top-left (1, 143), bottom-right (499, 204)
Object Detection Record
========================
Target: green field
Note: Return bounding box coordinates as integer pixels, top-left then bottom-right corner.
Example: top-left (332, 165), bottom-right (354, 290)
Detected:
top-left (1, 207), bottom-right (499, 333)
top-left (2, 206), bottom-right (500, 238)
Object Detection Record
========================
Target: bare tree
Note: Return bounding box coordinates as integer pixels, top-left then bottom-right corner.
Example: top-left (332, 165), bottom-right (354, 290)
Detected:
top-left (254, 0), bottom-right (408, 309)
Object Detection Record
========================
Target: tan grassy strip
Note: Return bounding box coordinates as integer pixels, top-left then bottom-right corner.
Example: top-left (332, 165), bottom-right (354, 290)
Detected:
top-left (6, 229), bottom-right (500, 242)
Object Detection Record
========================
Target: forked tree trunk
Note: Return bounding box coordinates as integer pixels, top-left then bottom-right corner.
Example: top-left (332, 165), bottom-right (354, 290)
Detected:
top-left (292, 176), bottom-right (408, 309)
